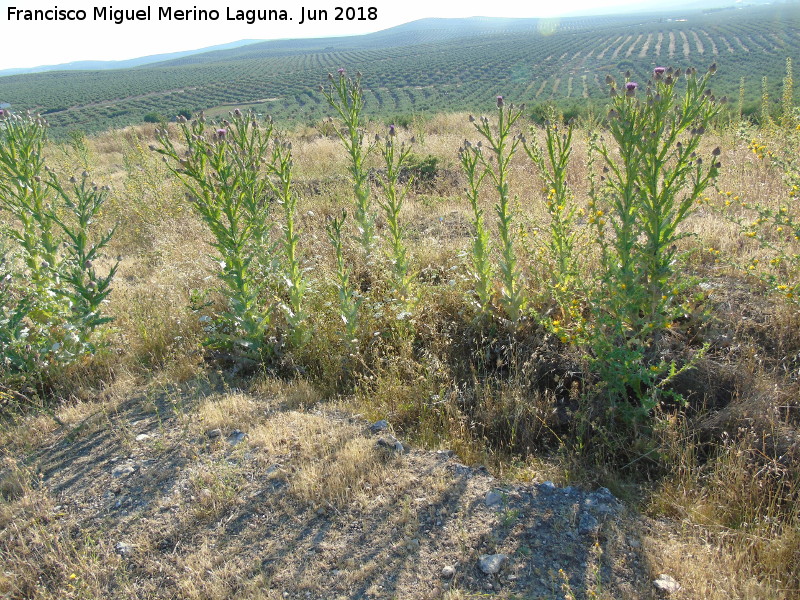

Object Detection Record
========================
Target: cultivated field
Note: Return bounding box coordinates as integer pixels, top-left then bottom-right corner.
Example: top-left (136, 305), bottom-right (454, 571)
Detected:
top-left (1, 4), bottom-right (799, 134)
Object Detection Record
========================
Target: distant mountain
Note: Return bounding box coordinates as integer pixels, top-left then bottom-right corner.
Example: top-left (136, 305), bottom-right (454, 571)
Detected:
top-left (0, 40), bottom-right (262, 77)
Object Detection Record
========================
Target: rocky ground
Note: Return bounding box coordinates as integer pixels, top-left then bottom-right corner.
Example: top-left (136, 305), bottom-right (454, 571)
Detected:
top-left (0, 381), bottom-right (676, 599)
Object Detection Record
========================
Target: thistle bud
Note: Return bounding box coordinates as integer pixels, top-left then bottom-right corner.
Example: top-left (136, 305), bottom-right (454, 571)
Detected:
top-left (496, 95), bottom-right (504, 108)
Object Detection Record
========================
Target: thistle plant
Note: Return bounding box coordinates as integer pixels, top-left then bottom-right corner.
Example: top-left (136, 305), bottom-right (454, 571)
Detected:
top-left (589, 66), bottom-right (723, 421)
top-left (0, 110), bottom-right (117, 381)
top-left (761, 75), bottom-right (773, 128)
top-left (326, 210), bottom-right (360, 348)
top-left (782, 57), bottom-right (795, 129)
top-left (469, 97), bottom-right (526, 323)
top-left (320, 69), bottom-right (375, 259)
top-left (268, 138), bottom-right (309, 347)
top-left (524, 118), bottom-right (582, 323)
top-left (154, 110), bottom-right (275, 358)
top-left (47, 175), bottom-right (118, 350)
top-left (0, 111), bottom-right (60, 296)
top-left (458, 139), bottom-right (492, 317)
top-left (375, 125), bottom-right (415, 307)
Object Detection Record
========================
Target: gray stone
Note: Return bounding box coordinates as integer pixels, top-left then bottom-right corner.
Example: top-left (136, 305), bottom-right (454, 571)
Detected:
top-left (578, 511), bottom-right (600, 535)
top-left (538, 481), bottom-right (557, 494)
top-left (369, 419), bottom-right (389, 434)
top-left (135, 433), bottom-right (150, 442)
top-left (115, 541), bottom-right (134, 557)
top-left (227, 429), bottom-right (247, 445)
top-left (441, 565), bottom-right (456, 579)
top-left (653, 574), bottom-right (681, 594)
top-left (112, 463), bottom-right (136, 478)
top-left (478, 553), bottom-right (508, 575)
top-left (207, 428), bottom-right (222, 439)
top-left (484, 490), bottom-right (503, 508)
top-left (376, 435), bottom-right (405, 453)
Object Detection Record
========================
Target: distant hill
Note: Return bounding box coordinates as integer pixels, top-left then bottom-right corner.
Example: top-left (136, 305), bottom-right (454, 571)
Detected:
top-left (2, 3), bottom-right (799, 134)
top-left (0, 40), bottom-right (263, 77)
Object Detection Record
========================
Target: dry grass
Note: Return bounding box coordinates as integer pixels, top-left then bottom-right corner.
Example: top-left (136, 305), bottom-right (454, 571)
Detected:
top-left (2, 115), bottom-right (800, 598)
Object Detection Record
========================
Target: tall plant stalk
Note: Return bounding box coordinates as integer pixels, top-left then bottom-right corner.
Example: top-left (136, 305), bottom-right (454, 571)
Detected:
top-left (320, 69), bottom-right (375, 259)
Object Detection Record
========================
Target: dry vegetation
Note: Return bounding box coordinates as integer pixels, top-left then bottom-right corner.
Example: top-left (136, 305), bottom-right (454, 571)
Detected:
top-left (2, 110), bottom-right (800, 599)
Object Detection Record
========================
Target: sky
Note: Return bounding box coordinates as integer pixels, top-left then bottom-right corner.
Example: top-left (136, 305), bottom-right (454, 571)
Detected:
top-left (0, 0), bottom-right (664, 71)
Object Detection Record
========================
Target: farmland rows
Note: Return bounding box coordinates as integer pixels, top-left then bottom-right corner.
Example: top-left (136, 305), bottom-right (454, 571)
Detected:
top-left (1, 4), bottom-right (797, 133)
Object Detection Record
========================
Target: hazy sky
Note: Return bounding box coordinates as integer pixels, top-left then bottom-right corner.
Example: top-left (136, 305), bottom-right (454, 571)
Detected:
top-left (0, 0), bottom-right (656, 70)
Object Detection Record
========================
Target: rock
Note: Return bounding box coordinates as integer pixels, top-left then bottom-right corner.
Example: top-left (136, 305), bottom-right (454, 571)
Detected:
top-left (369, 419), bottom-right (389, 434)
top-left (436, 449), bottom-right (454, 458)
top-left (112, 463), bottom-right (137, 478)
top-left (115, 541), bottom-right (134, 558)
top-left (653, 574), bottom-right (681, 594)
top-left (441, 565), bottom-right (456, 579)
top-left (484, 490), bottom-right (503, 508)
top-left (135, 433), bottom-right (150, 442)
top-left (585, 487), bottom-right (620, 515)
top-left (406, 538), bottom-right (420, 551)
top-left (376, 435), bottom-right (405, 454)
top-left (578, 511), bottom-right (600, 535)
top-left (207, 428), bottom-right (222, 439)
top-left (478, 553), bottom-right (507, 575)
top-left (538, 481), bottom-right (557, 494)
top-left (227, 429), bottom-right (247, 446)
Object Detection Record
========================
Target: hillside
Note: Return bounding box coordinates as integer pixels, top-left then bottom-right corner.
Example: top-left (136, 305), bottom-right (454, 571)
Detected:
top-left (1, 3), bottom-right (799, 134)
top-left (0, 40), bottom-right (262, 78)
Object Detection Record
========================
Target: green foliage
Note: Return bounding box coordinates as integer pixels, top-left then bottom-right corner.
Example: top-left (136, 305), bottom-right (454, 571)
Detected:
top-left (143, 112), bottom-right (165, 124)
top-left (782, 57), bottom-right (795, 129)
top-left (0, 111), bottom-right (117, 385)
top-left (587, 66), bottom-right (722, 421)
top-left (469, 100), bottom-right (527, 323)
top-left (154, 110), bottom-right (277, 358)
top-left (458, 140), bottom-right (492, 317)
top-left (325, 211), bottom-right (360, 349)
top-left (321, 70), bottom-right (375, 259)
top-left (270, 138), bottom-right (309, 348)
top-left (375, 126), bottom-right (415, 308)
top-left (524, 117), bottom-right (582, 321)
top-left (404, 153), bottom-right (439, 187)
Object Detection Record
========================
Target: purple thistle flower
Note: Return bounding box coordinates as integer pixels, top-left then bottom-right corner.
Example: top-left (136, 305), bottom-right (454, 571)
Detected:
top-left (216, 128), bottom-right (227, 138)
top-left (496, 95), bottom-right (504, 108)
top-left (0, 109), bottom-right (4, 117)
top-left (626, 82), bottom-right (638, 91)
top-left (388, 124), bottom-right (396, 137)
top-left (654, 67), bottom-right (666, 79)
top-left (337, 68), bottom-right (345, 76)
